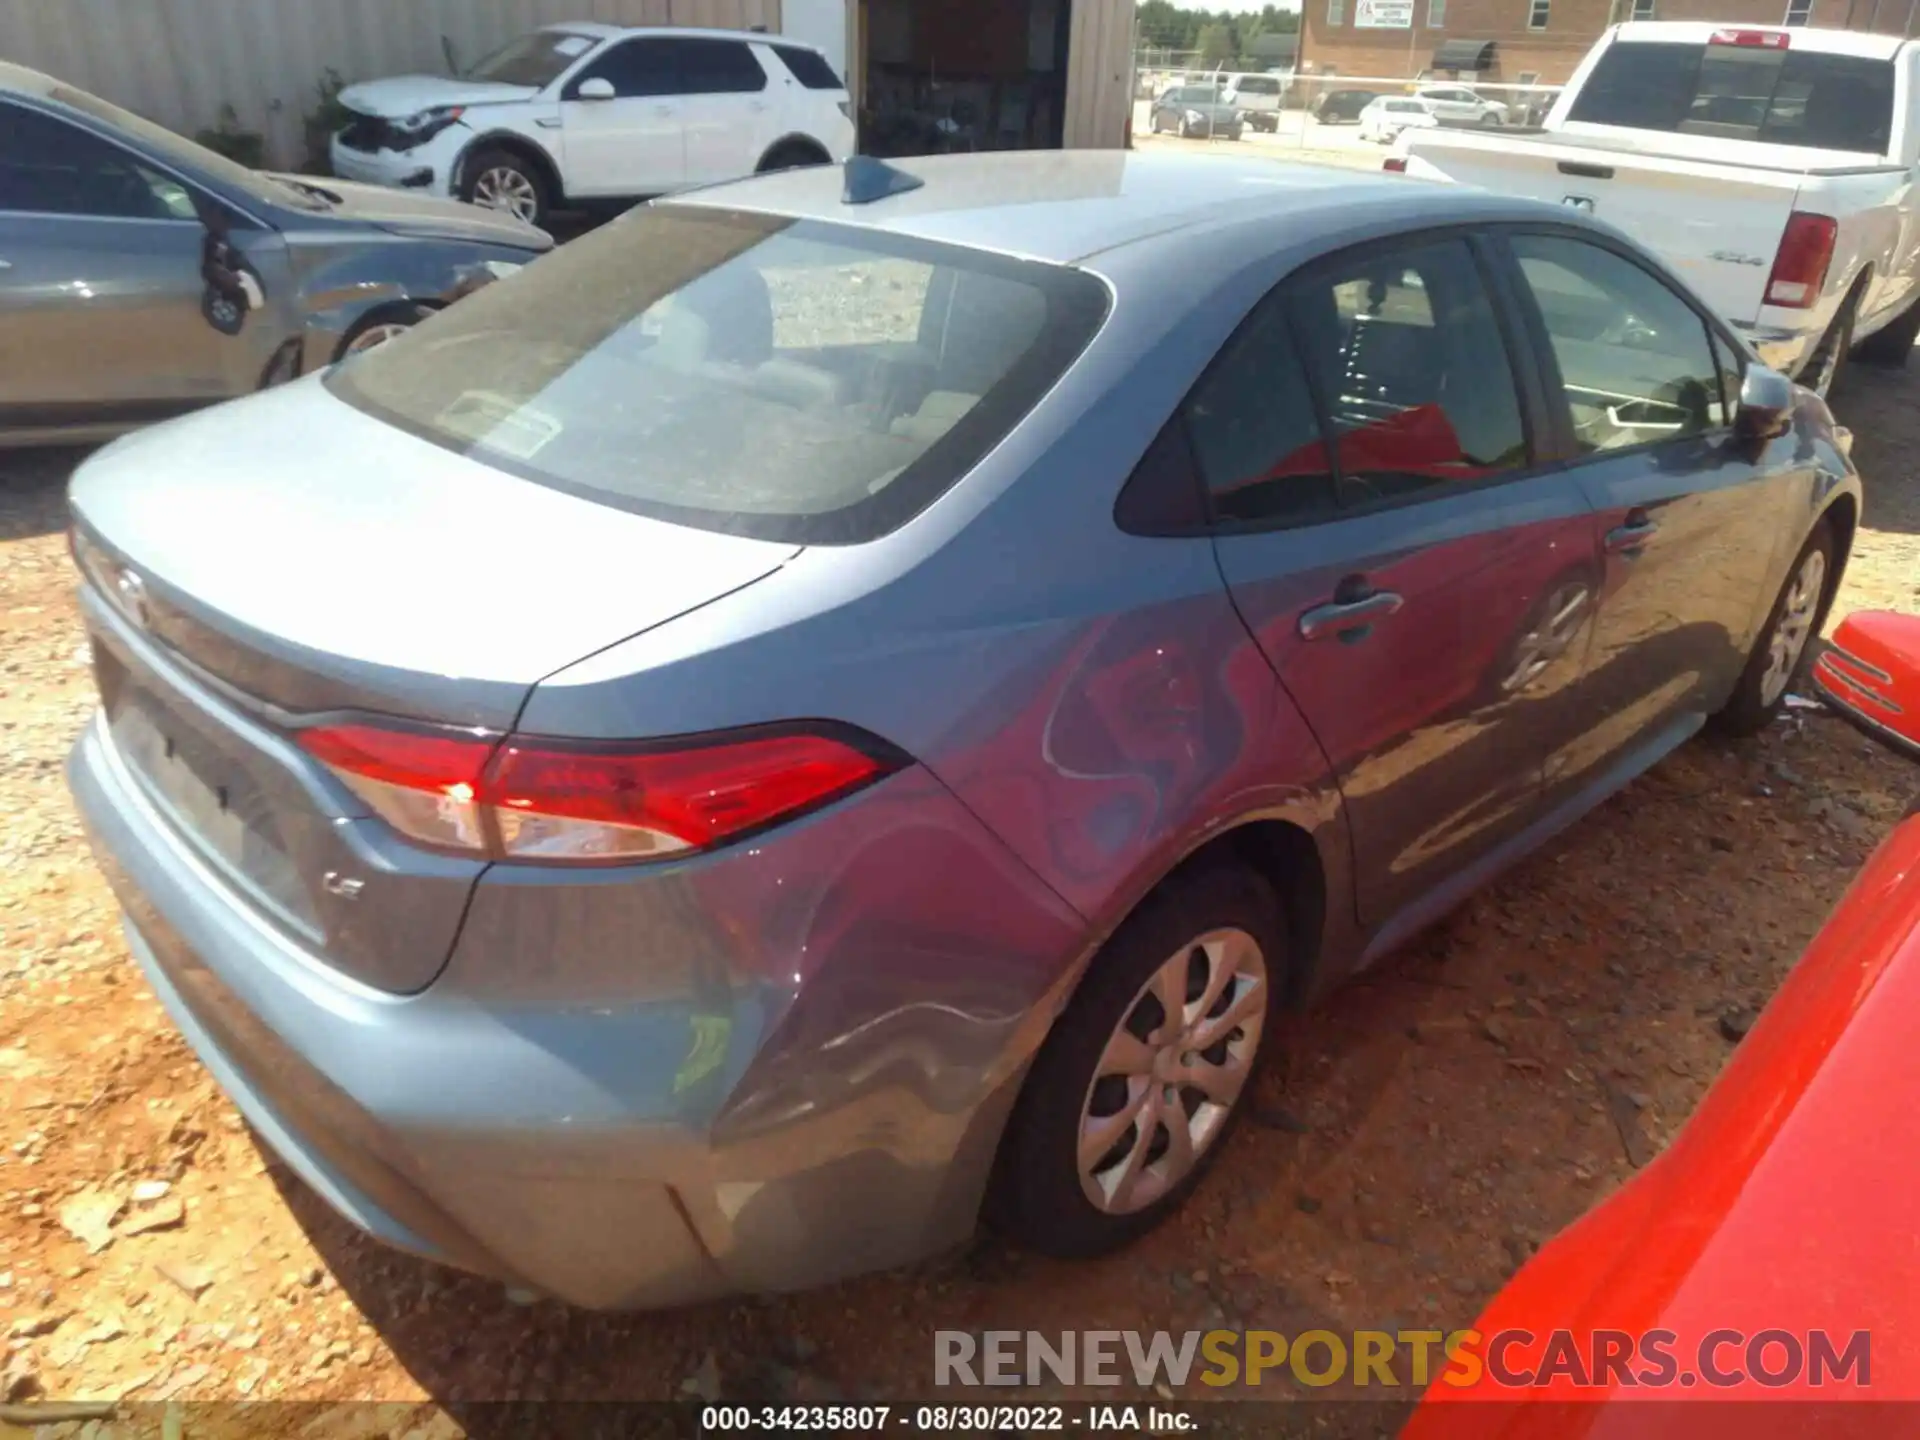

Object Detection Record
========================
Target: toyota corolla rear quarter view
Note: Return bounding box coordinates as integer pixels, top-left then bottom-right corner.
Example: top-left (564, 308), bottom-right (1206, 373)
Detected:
top-left (67, 151), bottom-right (1859, 1309)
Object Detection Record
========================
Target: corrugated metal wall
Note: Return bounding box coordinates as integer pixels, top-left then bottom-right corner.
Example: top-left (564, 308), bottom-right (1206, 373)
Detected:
top-left (1062, 0), bottom-right (1133, 147)
top-left (0, 0), bottom-right (781, 167)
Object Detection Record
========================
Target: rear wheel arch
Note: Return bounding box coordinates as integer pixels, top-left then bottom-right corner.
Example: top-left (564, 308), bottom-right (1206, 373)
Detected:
top-left (1817, 492), bottom-right (1858, 608)
top-left (755, 134), bottom-right (833, 172)
top-left (1090, 819), bottom-right (1331, 1011)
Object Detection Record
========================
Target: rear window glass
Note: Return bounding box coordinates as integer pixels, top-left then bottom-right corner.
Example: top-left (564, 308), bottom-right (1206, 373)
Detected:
top-left (1566, 40), bottom-right (1894, 153)
top-left (1236, 77), bottom-right (1281, 95)
top-left (326, 207), bottom-right (1109, 545)
top-left (773, 44), bottom-right (844, 89)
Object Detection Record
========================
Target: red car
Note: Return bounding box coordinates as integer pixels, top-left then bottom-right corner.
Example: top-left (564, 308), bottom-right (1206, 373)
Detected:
top-left (1405, 611), bottom-right (1920, 1438)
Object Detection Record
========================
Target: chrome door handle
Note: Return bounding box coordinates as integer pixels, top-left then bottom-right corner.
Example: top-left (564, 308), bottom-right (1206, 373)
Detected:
top-left (1299, 590), bottom-right (1404, 641)
top-left (1604, 519), bottom-right (1658, 555)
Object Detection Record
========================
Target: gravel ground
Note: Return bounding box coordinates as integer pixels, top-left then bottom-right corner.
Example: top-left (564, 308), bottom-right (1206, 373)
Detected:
top-left (1, 348), bottom-right (1917, 1428)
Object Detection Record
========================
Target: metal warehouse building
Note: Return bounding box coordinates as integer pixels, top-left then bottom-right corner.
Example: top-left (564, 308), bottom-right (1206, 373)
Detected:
top-left (0, 0), bottom-right (1138, 168)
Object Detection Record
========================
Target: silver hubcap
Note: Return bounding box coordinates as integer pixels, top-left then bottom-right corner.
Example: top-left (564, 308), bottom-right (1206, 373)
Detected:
top-left (473, 166), bottom-right (538, 222)
top-left (345, 322), bottom-right (411, 354)
top-left (1761, 549), bottom-right (1827, 705)
top-left (1078, 928), bottom-right (1267, 1215)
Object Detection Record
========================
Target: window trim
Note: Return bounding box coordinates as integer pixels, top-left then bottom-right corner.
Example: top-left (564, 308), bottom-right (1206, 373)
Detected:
top-left (1783, 0), bottom-right (1814, 23)
top-left (1486, 222), bottom-right (1751, 470)
top-left (1327, 0), bottom-right (1346, 26)
top-left (1427, 0), bottom-right (1447, 28)
top-left (0, 98), bottom-right (221, 226)
top-left (1631, 0), bottom-right (1656, 17)
top-left (1118, 224), bottom-right (1560, 539)
top-left (564, 35), bottom-right (771, 100)
top-left (1528, 0), bottom-right (1551, 28)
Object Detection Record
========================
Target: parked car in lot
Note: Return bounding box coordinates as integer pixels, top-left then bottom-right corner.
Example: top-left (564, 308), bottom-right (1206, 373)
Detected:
top-left (1148, 85), bottom-right (1245, 139)
top-left (1406, 616), bottom-right (1920, 1431)
top-left (66, 150), bottom-right (1857, 1308)
top-left (0, 62), bottom-right (550, 451)
top-left (1361, 95), bottom-right (1440, 144)
top-left (1414, 84), bottom-right (1509, 127)
top-left (1397, 22), bottom-right (1920, 399)
top-left (330, 24), bottom-right (855, 228)
top-left (1222, 72), bottom-right (1288, 132)
top-left (1313, 87), bottom-right (1384, 124)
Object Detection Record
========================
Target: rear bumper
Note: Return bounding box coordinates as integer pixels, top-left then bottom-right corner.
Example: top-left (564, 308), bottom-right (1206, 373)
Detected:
top-left (70, 713), bottom-right (1088, 1309)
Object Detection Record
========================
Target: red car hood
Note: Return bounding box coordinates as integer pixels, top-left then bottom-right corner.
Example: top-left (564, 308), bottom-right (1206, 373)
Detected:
top-left (1407, 802), bottom-right (1920, 1436)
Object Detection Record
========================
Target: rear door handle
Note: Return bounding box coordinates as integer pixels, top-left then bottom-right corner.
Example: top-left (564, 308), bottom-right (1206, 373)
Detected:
top-left (1605, 512), bottom-right (1658, 556)
top-left (1299, 589), bottom-right (1404, 641)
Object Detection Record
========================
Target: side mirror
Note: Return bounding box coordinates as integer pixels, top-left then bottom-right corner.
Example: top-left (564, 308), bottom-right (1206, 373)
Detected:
top-left (1735, 364), bottom-right (1796, 442)
top-left (576, 77), bottom-right (616, 102)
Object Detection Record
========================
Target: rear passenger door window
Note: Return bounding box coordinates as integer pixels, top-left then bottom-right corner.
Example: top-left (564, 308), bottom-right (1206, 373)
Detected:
top-left (674, 38), bottom-right (770, 95)
top-left (1284, 236), bottom-right (1531, 509)
top-left (1184, 295), bottom-right (1338, 527)
top-left (1509, 233), bottom-right (1729, 452)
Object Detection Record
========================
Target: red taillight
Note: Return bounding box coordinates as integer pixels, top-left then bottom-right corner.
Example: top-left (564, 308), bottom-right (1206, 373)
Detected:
top-left (297, 721), bottom-right (903, 863)
top-left (1765, 212), bottom-right (1837, 309)
top-left (1711, 27), bottom-right (1790, 47)
top-left (1383, 156), bottom-right (1408, 172)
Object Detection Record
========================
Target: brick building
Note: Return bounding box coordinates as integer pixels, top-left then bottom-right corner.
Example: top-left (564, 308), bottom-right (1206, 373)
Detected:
top-left (1299, 0), bottom-right (1920, 88)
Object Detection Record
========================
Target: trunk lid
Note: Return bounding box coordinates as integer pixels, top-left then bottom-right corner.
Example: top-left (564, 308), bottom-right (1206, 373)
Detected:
top-left (69, 380), bottom-right (800, 730)
top-left (1403, 129), bottom-right (1810, 323)
top-left (70, 381), bottom-right (799, 993)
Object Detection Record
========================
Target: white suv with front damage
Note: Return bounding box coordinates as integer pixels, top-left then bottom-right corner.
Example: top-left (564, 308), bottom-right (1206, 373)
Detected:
top-left (329, 24), bottom-right (855, 228)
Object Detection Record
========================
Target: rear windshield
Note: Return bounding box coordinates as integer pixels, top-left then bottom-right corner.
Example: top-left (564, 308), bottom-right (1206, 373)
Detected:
top-left (326, 206), bottom-right (1110, 545)
top-left (1566, 40), bottom-right (1895, 153)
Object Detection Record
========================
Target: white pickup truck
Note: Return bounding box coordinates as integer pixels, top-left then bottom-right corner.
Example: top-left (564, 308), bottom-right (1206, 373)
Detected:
top-left (1395, 22), bottom-right (1920, 395)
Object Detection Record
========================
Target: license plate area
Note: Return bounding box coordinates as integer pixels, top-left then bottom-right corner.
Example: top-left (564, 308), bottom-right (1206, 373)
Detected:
top-left (98, 647), bottom-right (318, 935)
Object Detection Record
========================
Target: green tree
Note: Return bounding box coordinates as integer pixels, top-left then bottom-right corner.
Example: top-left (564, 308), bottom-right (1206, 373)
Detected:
top-left (1195, 21), bottom-right (1234, 65)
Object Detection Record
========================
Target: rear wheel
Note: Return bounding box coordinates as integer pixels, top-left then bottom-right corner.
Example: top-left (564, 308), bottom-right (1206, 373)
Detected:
top-left (988, 862), bottom-right (1285, 1258)
top-left (1479, 111), bottom-right (1502, 127)
top-left (1852, 296), bottom-right (1920, 368)
top-left (1715, 519), bottom-right (1836, 736)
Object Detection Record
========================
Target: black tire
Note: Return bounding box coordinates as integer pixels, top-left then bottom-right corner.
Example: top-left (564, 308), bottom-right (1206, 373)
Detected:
top-left (756, 140), bottom-right (831, 174)
top-left (1852, 296), bottom-right (1920, 368)
top-left (461, 146), bottom-right (549, 228)
top-left (1480, 112), bottom-right (1502, 127)
top-left (987, 862), bottom-right (1287, 1259)
top-left (335, 302), bottom-right (433, 362)
top-left (1714, 518), bottom-right (1837, 737)
top-left (1799, 294), bottom-right (1857, 400)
